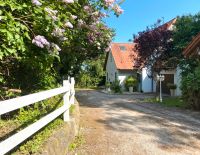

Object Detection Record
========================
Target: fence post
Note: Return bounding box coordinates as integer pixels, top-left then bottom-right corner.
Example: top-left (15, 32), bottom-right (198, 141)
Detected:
top-left (70, 77), bottom-right (75, 105)
top-left (63, 80), bottom-right (70, 122)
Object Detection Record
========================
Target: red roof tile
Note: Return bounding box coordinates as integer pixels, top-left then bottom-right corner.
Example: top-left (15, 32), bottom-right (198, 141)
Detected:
top-left (105, 18), bottom-right (177, 71)
top-left (110, 43), bottom-right (138, 70)
top-left (159, 18), bottom-right (177, 30)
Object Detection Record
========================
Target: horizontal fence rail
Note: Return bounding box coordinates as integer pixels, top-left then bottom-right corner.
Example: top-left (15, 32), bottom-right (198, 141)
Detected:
top-left (0, 78), bottom-right (75, 155)
top-left (0, 87), bottom-right (67, 115)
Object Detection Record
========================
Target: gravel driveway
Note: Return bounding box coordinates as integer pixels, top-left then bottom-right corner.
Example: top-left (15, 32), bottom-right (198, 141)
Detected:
top-left (75, 90), bottom-right (200, 155)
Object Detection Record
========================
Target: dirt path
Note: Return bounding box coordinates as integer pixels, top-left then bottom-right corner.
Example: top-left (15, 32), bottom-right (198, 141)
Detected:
top-left (75, 90), bottom-right (200, 155)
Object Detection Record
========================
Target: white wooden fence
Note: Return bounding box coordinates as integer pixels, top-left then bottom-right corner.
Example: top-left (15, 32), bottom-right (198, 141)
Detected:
top-left (0, 78), bottom-right (75, 155)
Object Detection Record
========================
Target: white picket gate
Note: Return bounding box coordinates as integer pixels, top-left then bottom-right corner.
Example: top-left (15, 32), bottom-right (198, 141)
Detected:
top-left (0, 78), bottom-right (75, 155)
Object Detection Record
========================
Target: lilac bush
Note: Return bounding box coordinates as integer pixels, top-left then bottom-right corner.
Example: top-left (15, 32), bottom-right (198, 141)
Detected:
top-left (32, 35), bottom-right (50, 48)
top-left (32, 0), bottom-right (42, 6)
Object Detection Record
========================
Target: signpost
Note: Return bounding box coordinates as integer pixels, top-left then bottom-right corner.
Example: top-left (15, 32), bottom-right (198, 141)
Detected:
top-left (156, 74), bottom-right (165, 102)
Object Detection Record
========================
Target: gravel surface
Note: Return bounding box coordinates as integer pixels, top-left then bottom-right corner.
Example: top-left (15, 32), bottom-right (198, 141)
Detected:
top-left (75, 90), bottom-right (200, 155)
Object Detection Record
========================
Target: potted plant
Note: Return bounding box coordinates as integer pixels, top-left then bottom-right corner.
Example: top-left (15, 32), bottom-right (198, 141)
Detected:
top-left (125, 76), bottom-right (138, 93)
top-left (167, 83), bottom-right (177, 96)
top-left (105, 82), bottom-right (111, 92)
top-left (111, 80), bottom-right (122, 93)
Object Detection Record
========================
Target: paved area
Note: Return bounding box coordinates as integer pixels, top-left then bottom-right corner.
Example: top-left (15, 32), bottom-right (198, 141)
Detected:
top-left (75, 90), bottom-right (200, 155)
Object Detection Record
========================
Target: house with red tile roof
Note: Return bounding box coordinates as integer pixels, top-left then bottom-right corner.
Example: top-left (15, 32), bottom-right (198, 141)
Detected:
top-left (105, 42), bottom-right (156, 92)
top-left (105, 18), bottom-right (182, 95)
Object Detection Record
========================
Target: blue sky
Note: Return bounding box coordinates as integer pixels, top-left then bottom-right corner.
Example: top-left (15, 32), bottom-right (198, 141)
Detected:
top-left (104, 0), bottom-right (200, 42)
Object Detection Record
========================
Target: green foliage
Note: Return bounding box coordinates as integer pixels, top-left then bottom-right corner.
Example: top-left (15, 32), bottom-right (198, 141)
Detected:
top-left (69, 133), bottom-right (85, 151)
top-left (124, 76), bottom-right (138, 91)
top-left (173, 13), bottom-right (200, 60)
top-left (8, 96), bottom-right (63, 154)
top-left (144, 97), bottom-right (187, 108)
top-left (111, 80), bottom-right (122, 93)
top-left (181, 64), bottom-right (200, 110)
top-left (77, 54), bottom-right (105, 88)
top-left (16, 119), bottom-right (63, 154)
top-left (70, 104), bottom-right (76, 114)
top-left (0, 0), bottom-right (120, 95)
top-left (16, 95), bottom-right (63, 124)
top-left (172, 13), bottom-right (200, 110)
top-left (167, 83), bottom-right (177, 90)
top-left (162, 97), bottom-right (187, 108)
top-left (105, 81), bottom-right (111, 88)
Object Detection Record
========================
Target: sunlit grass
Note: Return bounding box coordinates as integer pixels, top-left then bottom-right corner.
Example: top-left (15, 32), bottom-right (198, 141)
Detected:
top-left (144, 97), bottom-right (187, 109)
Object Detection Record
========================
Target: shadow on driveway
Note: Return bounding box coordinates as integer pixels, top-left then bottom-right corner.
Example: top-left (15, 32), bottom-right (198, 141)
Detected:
top-left (76, 90), bottom-right (200, 153)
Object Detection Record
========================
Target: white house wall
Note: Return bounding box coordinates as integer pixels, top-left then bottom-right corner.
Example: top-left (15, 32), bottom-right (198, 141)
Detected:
top-left (174, 67), bottom-right (182, 96)
top-left (106, 52), bottom-right (118, 82)
top-left (141, 68), bottom-right (155, 93)
top-left (106, 52), bottom-right (135, 89)
top-left (118, 71), bottom-right (135, 89)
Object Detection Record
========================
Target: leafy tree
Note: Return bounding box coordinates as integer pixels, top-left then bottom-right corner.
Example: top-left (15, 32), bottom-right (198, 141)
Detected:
top-left (181, 64), bottom-right (200, 109)
top-left (173, 13), bottom-right (200, 59)
top-left (0, 0), bottom-right (124, 95)
top-left (77, 54), bottom-right (106, 87)
top-left (134, 19), bottom-right (173, 77)
top-left (172, 13), bottom-right (200, 109)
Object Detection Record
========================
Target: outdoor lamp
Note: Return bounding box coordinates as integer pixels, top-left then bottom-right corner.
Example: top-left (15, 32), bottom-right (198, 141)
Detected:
top-left (157, 74), bottom-right (165, 102)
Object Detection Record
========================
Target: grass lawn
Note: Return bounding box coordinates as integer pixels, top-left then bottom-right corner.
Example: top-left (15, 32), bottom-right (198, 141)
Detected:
top-left (75, 86), bottom-right (101, 90)
top-left (144, 97), bottom-right (188, 109)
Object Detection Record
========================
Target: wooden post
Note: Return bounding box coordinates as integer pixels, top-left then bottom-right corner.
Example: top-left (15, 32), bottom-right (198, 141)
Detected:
top-left (70, 77), bottom-right (75, 105)
top-left (63, 80), bottom-right (70, 122)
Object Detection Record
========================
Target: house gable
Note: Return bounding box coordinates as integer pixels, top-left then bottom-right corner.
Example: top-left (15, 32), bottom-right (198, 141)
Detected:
top-left (183, 33), bottom-right (200, 58)
top-left (105, 51), bottom-right (118, 82)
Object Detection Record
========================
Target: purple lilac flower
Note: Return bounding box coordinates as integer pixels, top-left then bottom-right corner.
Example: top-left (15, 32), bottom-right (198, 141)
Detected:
top-left (51, 16), bottom-right (58, 21)
top-left (51, 43), bottom-right (61, 51)
top-left (44, 8), bottom-right (58, 15)
top-left (105, 43), bottom-right (112, 52)
top-left (51, 28), bottom-right (65, 37)
top-left (104, 0), bottom-right (115, 7)
top-left (100, 12), bottom-right (108, 18)
top-left (71, 15), bottom-right (77, 20)
top-left (87, 33), bottom-right (96, 43)
top-left (96, 42), bottom-right (101, 46)
top-left (32, 0), bottom-right (42, 6)
top-left (44, 7), bottom-right (58, 21)
top-left (105, 47), bottom-right (110, 52)
top-left (113, 5), bottom-right (124, 15)
top-left (84, 6), bottom-right (92, 12)
top-left (32, 35), bottom-right (50, 48)
top-left (64, 21), bottom-right (73, 28)
top-left (92, 11), bottom-right (99, 16)
top-left (63, 0), bottom-right (74, 3)
top-left (60, 37), bottom-right (68, 41)
top-left (89, 24), bottom-right (96, 31)
top-left (77, 19), bottom-right (85, 28)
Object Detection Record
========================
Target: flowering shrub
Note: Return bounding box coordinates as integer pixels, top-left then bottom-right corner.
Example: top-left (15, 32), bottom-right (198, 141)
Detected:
top-left (181, 63), bottom-right (200, 110)
top-left (0, 0), bottom-right (125, 92)
top-left (32, 35), bottom-right (50, 48)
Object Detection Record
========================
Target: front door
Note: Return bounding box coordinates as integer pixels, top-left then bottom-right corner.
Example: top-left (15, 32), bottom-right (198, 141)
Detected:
top-left (162, 74), bottom-right (174, 94)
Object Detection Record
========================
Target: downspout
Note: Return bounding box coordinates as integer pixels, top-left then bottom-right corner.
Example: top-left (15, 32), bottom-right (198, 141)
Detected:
top-left (151, 73), bottom-right (154, 92)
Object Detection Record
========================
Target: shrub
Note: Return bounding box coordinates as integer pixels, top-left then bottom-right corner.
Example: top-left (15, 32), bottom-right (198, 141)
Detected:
top-left (111, 80), bottom-right (122, 93)
top-left (105, 82), bottom-right (111, 88)
top-left (181, 64), bottom-right (200, 110)
top-left (124, 76), bottom-right (138, 91)
top-left (12, 96), bottom-right (64, 154)
top-left (167, 83), bottom-right (177, 89)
